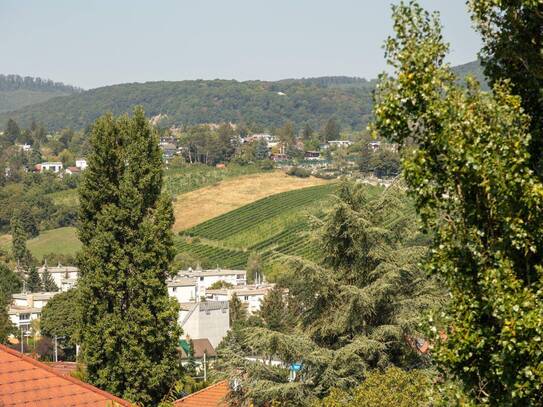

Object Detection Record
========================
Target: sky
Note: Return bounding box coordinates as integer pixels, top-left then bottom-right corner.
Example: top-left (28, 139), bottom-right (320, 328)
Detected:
top-left (0, 1), bottom-right (481, 90)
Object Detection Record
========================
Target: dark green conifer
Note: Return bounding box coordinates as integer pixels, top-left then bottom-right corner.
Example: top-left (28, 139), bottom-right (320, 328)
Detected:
top-left (10, 213), bottom-right (33, 268)
top-left (26, 266), bottom-right (42, 293)
top-left (41, 266), bottom-right (58, 292)
top-left (77, 107), bottom-right (181, 405)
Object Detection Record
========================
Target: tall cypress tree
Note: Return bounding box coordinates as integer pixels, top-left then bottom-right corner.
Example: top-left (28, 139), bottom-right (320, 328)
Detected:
top-left (77, 107), bottom-right (181, 405)
top-left (10, 212), bottom-right (33, 269)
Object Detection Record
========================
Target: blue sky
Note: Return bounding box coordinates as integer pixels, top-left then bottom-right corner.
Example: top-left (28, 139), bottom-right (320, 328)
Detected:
top-left (0, 1), bottom-right (481, 89)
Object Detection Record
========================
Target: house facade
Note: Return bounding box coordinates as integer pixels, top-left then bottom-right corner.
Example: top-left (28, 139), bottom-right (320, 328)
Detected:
top-left (178, 301), bottom-right (230, 348)
top-left (176, 268), bottom-right (246, 290)
top-left (206, 284), bottom-right (275, 314)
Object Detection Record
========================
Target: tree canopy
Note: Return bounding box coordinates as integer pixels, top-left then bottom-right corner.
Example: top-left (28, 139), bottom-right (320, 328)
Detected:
top-left (77, 107), bottom-right (181, 405)
top-left (373, 1), bottom-right (543, 404)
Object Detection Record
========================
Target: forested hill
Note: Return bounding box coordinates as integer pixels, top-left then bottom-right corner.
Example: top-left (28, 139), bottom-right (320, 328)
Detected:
top-left (0, 61), bottom-right (484, 131)
top-left (0, 74), bottom-right (82, 114)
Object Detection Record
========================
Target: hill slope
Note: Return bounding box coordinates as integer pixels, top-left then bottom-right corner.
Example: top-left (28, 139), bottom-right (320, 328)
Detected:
top-left (0, 61), bottom-right (484, 131)
top-left (0, 74), bottom-right (81, 113)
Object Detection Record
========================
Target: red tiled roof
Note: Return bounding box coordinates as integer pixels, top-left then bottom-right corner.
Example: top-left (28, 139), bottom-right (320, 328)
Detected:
top-left (174, 380), bottom-right (229, 406)
top-left (0, 344), bottom-right (132, 406)
top-left (46, 361), bottom-right (78, 376)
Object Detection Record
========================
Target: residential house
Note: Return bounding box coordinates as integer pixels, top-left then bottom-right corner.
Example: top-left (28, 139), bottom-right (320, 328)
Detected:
top-left (178, 301), bottom-right (229, 348)
top-left (9, 292), bottom-right (58, 331)
top-left (37, 265), bottom-right (79, 291)
top-left (176, 268), bottom-right (246, 290)
top-left (168, 277), bottom-right (200, 303)
top-left (65, 166), bottom-right (81, 175)
top-left (206, 284), bottom-right (275, 314)
top-left (304, 151), bottom-right (321, 161)
top-left (160, 142), bottom-right (178, 159)
top-left (179, 338), bottom-right (217, 364)
top-left (0, 344), bottom-right (132, 406)
top-left (75, 159), bottom-right (87, 170)
top-left (328, 140), bottom-right (353, 148)
top-left (36, 162), bottom-right (63, 173)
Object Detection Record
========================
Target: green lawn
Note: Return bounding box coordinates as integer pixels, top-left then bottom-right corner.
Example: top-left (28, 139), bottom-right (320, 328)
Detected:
top-left (27, 227), bottom-right (82, 260)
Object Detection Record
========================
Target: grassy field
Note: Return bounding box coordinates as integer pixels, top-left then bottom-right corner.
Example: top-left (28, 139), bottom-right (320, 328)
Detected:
top-left (0, 227), bottom-right (82, 260)
top-left (173, 171), bottom-right (330, 231)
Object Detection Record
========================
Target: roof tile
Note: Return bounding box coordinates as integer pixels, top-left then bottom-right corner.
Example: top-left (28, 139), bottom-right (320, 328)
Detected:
top-left (0, 344), bottom-right (132, 406)
top-left (174, 380), bottom-right (229, 406)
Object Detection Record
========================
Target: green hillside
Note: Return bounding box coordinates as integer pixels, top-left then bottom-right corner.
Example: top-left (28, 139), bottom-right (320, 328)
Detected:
top-left (0, 74), bottom-right (80, 113)
top-left (177, 183), bottom-right (382, 271)
top-left (0, 61), bottom-right (484, 131)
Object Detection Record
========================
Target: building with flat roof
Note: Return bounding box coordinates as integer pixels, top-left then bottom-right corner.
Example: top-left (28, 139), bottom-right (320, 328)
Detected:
top-left (206, 284), bottom-right (275, 314)
top-left (178, 301), bottom-right (229, 348)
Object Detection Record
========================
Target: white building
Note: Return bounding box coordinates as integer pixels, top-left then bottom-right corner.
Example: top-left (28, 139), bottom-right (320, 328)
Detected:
top-left (167, 277), bottom-right (200, 303)
top-left (178, 301), bottom-right (230, 348)
top-left (328, 140), bottom-right (353, 148)
top-left (206, 284), bottom-right (275, 314)
top-left (37, 265), bottom-right (79, 292)
top-left (176, 268), bottom-right (246, 290)
top-left (38, 162), bottom-right (63, 173)
top-left (16, 143), bottom-right (32, 152)
top-left (9, 292), bottom-right (58, 332)
top-left (75, 159), bottom-right (87, 171)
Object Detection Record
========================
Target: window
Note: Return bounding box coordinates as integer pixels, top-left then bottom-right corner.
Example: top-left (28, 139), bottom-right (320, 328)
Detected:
top-left (19, 313), bottom-right (30, 321)
top-left (244, 296), bottom-right (249, 301)
top-left (200, 277), bottom-right (204, 281)
top-left (172, 287), bottom-right (177, 292)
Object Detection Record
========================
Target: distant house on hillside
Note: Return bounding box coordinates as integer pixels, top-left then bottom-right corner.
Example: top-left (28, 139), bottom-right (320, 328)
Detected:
top-left (65, 166), bottom-right (80, 175)
top-left (75, 158), bottom-right (87, 170)
top-left (167, 277), bottom-right (200, 303)
top-left (328, 140), bottom-right (353, 148)
top-left (9, 292), bottom-right (59, 332)
top-left (304, 151), bottom-right (321, 160)
top-left (36, 162), bottom-right (63, 173)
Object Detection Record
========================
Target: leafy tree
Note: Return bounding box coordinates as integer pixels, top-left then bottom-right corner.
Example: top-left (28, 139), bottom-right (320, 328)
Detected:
top-left (10, 213), bottom-right (33, 268)
top-left (220, 182), bottom-right (441, 405)
top-left (41, 289), bottom-right (79, 345)
top-left (254, 140), bottom-right (269, 161)
top-left (277, 121), bottom-right (295, 148)
top-left (40, 266), bottom-right (58, 292)
top-left (0, 262), bottom-right (22, 297)
top-left (372, 2), bottom-right (543, 404)
top-left (469, 0), bottom-right (543, 175)
top-left (258, 286), bottom-right (288, 332)
top-left (0, 293), bottom-right (14, 344)
top-left (26, 266), bottom-right (42, 293)
top-left (317, 367), bottom-right (431, 407)
top-left (209, 280), bottom-right (234, 290)
top-left (322, 118), bottom-right (340, 141)
top-left (229, 294), bottom-right (247, 326)
top-left (77, 107), bottom-right (181, 405)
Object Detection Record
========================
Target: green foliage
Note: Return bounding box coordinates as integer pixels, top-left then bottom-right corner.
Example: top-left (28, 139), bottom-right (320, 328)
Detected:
top-left (0, 262), bottom-right (21, 296)
top-left (40, 266), bottom-right (58, 292)
top-left (175, 238), bottom-right (249, 269)
top-left (10, 212), bottom-right (33, 268)
top-left (26, 266), bottom-right (42, 293)
top-left (219, 182), bottom-right (441, 405)
top-left (77, 107), bottom-right (181, 405)
top-left (317, 367), bottom-right (431, 407)
top-left (209, 280), bottom-right (234, 289)
top-left (246, 252), bottom-right (263, 284)
top-left (286, 167), bottom-right (311, 178)
top-left (229, 294), bottom-right (247, 327)
top-left (0, 78), bottom-right (377, 131)
top-left (322, 118), bottom-right (341, 142)
top-left (372, 2), bottom-right (543, 404)
top-left (40, 289), bottom-right (79, 344)
top-left (258, 286), bottom-right (289, 332)
top-left (469, 0), bottom-right (543, 175)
